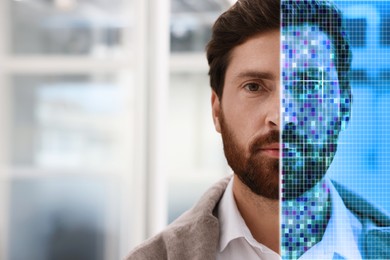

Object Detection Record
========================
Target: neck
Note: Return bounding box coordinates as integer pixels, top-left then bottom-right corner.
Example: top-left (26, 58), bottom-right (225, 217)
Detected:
top-left (233, 175), bottom-right (280, 254)
top-left (232, 176), bottom-right (331, 257)
top-left (281, 178), bottom-right (331, 259)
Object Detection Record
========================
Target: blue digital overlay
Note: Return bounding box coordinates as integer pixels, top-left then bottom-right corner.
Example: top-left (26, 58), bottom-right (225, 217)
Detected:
top-left (281, 0), bottom-right (390, 259)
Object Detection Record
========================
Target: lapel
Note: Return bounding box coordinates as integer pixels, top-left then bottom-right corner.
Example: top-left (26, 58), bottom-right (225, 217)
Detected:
top-left (164, 176), bottom-right (230, 260)
top-left (362, 223), bottom-right (390, 259)
top-left (332, 180), bottom-right (390, 258)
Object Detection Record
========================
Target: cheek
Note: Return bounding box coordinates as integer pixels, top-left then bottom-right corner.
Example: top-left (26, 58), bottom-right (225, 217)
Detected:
top-left (223, 102), bottom-right (262, 145)
top-left (304, 98), bottom-right (341, 141)
top-left (285, 96), bottom-right (341, 142)
top-left (234, 111), bottom-right (257, 140)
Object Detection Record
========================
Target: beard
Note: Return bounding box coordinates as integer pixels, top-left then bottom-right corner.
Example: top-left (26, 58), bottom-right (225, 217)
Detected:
top-left (219, 111), bottom-right (339, 201)
top-left (219, 111), bottom-right (280, 200)
top-left (281, 123), bottom-right (338, 200)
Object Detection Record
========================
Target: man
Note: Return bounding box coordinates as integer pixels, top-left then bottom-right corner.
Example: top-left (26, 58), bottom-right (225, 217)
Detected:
top-left (127, 0), bottom-right (390, 259)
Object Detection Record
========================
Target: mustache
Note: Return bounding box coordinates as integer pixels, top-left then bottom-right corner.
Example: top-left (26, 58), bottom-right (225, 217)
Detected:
top-left (281, 123), bottom-right (327, 156)
top-left (248, 123), bottom-right (325, 155)
top-left (248, 122), bottom-right (307, 153)
top-left (281, 123), bottom-right (307, 146)
top-left (249, 130), bottom-right (280, 154)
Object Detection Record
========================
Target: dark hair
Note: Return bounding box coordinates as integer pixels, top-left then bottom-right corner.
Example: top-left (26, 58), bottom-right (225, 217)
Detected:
top-left (206, 0), bottom-right (351, 108)
top-left (206, 0), bottom-right (280, 98)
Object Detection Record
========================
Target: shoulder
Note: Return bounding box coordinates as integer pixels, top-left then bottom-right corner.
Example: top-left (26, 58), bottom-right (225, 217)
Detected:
top-left (125, 176), bottom-right (231, 260)
top-left (331, 180), bottom-right (390, 226)
top-left (331, 180), bottom-right (390, 258)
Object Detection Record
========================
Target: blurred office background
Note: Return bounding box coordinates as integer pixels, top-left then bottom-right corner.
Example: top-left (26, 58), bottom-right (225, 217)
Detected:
top-left (329, 0), bottom-right (390, 215)
top-left (0, 0), bottom-right (231, 259)
top-left (1, 0), bottom-right (390, 259)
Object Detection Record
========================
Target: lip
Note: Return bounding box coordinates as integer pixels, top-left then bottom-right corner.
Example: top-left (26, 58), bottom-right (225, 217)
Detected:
top-left (261, 143), bottom-right (280, 150)
top-left (259, 143), bottom-right (280, 158)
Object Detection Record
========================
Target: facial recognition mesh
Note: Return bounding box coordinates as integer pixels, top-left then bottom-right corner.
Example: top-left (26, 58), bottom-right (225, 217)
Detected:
top-left (281, 0), bottom-right (390, 259)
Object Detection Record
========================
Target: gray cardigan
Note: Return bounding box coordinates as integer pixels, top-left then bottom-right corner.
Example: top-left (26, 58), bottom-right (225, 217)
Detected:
top-left (126, 177), bottom-right (390, 260)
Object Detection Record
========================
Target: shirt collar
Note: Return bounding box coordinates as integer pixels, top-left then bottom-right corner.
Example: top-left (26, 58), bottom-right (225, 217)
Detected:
top-left (299, 177), bottom-right (362, 260)
top-left (218, 175), bottom-right (268, 253)
top-left (218, 175), bottom-right (363, 259)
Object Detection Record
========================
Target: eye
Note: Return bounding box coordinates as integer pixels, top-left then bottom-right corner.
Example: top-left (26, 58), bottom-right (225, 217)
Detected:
top-left (244, 83), bottom-right (263, 92)
top-left (290, 80), bottom-right (320, 94)
top-left (302, 80), bottom-right (318, 92)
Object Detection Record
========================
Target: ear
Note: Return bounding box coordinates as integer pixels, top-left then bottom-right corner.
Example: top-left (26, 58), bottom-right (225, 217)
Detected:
top-left (211, 90), bottom-right (221, 133)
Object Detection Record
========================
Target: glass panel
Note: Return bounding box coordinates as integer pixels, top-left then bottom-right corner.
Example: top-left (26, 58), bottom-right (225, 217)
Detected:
top-left (380, 10), bottom-right (390, 46)
top-left (344, 18), bottom-right (367, 47)
top-left (168, 0), bottom-right (235, 224)
top-left (328, 0), bottom-right (390, 212)
top-left (6, 73), bottom-right (135, 259)
top-left (9, 175), bottom-right (122, 260)
top-left (167, 72), bottom-right (227, 223)
top-left (10, 0), bottom-right (133, 56)
top-left (170, 0), bottom-right (231, 53)
top-left (10, 73), bottom-right (134, 171)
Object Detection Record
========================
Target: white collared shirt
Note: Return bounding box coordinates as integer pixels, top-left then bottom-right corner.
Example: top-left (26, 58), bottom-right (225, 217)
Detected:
top-left (299, 178), bottom-right (362, 260)
top-left (216, 175), bottom-right (280, 260)
top-left (216, 176), bottom-right (362, 260)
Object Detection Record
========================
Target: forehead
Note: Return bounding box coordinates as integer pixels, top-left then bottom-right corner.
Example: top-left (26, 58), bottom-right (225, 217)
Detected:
top-left (226, 30), bottom-right (280, 80)
top-left (282, 25), bottom-right (335, 70)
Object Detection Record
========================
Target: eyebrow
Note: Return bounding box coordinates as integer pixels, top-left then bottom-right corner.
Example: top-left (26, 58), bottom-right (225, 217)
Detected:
top-left (235, 71), bottom-right (276, 81)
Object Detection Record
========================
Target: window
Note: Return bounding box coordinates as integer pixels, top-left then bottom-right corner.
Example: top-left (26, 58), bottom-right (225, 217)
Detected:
top-left (168, 0), bottom-right (232, 223)
top-left (0, 0), bottom-right (169, 259)
top-left (344, 18), bottom-right (367, 48)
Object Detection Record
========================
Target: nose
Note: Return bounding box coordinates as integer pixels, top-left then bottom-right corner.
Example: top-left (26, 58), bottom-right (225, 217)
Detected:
top-left (265, 88), bottom-right (280, 129)
top-left (281, 88), bottom-right (300, 145)
top-left (282, 122), bottom-right (298, 139)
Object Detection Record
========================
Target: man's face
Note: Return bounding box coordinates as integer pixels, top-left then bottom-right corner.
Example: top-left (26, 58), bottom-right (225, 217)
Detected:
top-left (211, 25), bottom-right (346, 200)
top-left (211, 30), bottom-right (281, 200)
top-left (281, 25), bottom-right (344, 199)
